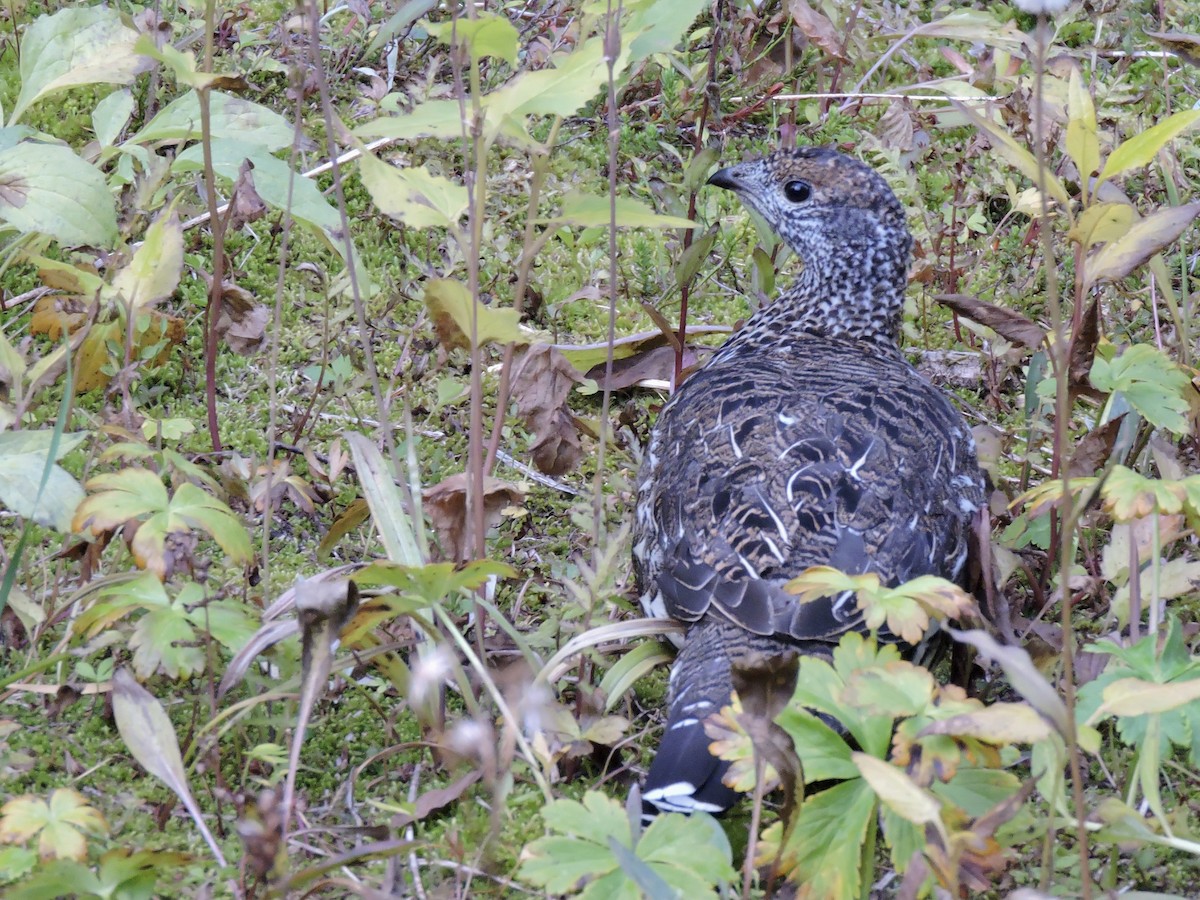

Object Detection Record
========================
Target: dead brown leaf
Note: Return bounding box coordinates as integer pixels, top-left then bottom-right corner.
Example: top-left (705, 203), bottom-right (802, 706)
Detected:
top-left (1144, 30), bottom-right (1200, 67)
top-left (228, 159), bottom-right (268, 232)
top-left (206, 273), bottom-right (267, 355)
top-left (788, 0), bottom-right (846, 60)
top-left (1067, 415), bottom-right (1124, 479)
top-left (1068, 296), bottom-right (1100, 391)
top-left (423, 472), bottom-right (524, 561)
top-left (510, 343), bottom-right (585, 476)
top-left (29, 294), bottom-right (92, 340)
top-left (586, 344), bottom-right (704, 391)
top-left (935, 294), bottom-right (1046, 350)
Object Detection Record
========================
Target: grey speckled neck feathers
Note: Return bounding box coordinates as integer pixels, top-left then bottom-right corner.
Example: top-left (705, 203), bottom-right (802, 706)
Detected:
top-left (707, 147), bottom-right (912, 355)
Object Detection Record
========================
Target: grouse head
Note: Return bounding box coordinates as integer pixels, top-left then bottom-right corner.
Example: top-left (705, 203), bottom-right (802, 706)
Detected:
top-left (707, 147), bottom-right (913, 348)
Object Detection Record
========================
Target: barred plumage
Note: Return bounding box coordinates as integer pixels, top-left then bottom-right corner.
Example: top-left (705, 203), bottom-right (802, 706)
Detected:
top-left (634, 147), bottom-right (985, 816)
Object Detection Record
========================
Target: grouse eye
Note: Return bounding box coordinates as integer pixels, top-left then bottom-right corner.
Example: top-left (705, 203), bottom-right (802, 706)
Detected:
top-left (783, 180), bottom-right (812, 203)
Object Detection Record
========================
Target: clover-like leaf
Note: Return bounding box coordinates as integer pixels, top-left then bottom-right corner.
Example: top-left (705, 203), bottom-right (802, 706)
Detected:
top-left (520, 791), bottom-right (734, 898)
top-left (0, 789), bottom-right (107, 861)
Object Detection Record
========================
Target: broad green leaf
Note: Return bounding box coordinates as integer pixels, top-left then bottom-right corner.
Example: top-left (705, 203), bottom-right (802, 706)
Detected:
top-left (1066, 69), bottom-right (1099, 180)
top-left (0, 142), bottom-right (118, 247)
top-left (485, 38), bottom-right (623, 129)
top-left (0, 431), bottom-right (87, 532)
top-left (775, 706), bottom-right (858, 782)
top-left (424, 278), bottom-right (527, 350)
top-left (9, 7), bottom-right (146, 125)
top-left (1090, 345), bottom-right (1192, 435)
top-left (92, 89), bottom-right (134, 148)
top-left (109, 206), bottom-right (184, 310)
top-left (169, 482), bottom-right (253, 565)
top-left (625, 0), bottom-right (710, 61)
top-left (779, 779), bottom-right (875, 897)
top-left (426, 14), bottom-right (519, 66)
top-left (544, 190), bottom-right (696, 230)
top-left (131, 603), bottom-right (204, 680)
top-left (1099, 109), bottom-right (1200, 185)
top-left (843, 662), bottom-right (936, 718)
top-left (354, 99), bottom-right (470, 143)
top-left (607, 839), bottom-right (683, 899)
top-left (1082, 201), bottom-right (1200, 290)
top-left (128, 91), bottom-right (295, 152)
top-left (132, 34), bottom-right (226, 91)
top-left (520, 836), bottom-right (618, 892)
top-left (357, 150), bottom-right (468, 229)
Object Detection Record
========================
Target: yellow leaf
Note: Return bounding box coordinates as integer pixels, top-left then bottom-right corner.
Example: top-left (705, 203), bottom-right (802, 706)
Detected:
top-left (423, 278), bottom-right (528, 351)
top-left (921, 702), bottom-right (1053, 745)
top-left (1066, 69), bottom-right (1099, 181)
top-left (1092, 676), bottom-right (1200, 721)
top-left (852, 753), bottom-right (941, 827)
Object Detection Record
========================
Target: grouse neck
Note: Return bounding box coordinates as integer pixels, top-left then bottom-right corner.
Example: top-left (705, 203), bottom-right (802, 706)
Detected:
top-left (718, 252), bottom-right (908, 359)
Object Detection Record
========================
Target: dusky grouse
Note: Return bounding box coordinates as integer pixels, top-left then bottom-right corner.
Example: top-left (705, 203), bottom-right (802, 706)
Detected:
top-left (634, 147), bottom-right (985, 816)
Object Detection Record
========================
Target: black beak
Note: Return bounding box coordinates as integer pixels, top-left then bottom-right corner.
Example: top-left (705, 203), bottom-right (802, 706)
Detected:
top-left (706, 166), bottom-right (739, 191)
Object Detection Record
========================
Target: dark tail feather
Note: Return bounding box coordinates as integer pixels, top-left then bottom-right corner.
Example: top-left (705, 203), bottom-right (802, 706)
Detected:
top-left (642, 619), bottom-right (747, 818)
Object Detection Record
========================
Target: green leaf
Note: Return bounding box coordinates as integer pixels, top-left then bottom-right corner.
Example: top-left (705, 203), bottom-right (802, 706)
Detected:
top-left (780, 779), bottom-right (875, 898)
top-left (357, 149), bottom-right (468, 229)
top-left (1068, 201), bottom-right (1134, 250)
top-left (169, 482), bottom-right (253, 565)
top-left (426, 14), bottom-right (519, 66)
top-left (843, 662), bottom-right (936, 719)
top-left (637, 813), bottom-right (736, 887)
top-left (354, 99), bottom-right (471, 143)
top-left (483, 38), bottom-right (624, 144)
top-left (128, 91), bottom-right (295, 152)
top-left (1090, 344), bottom-right (1192, 435)
top-left (92, 89), bottom-right (134, 148)
top-left (624, 0), bottom-right (710, 62)
top-left (1099, 109), bottom-right (1200, 185)
top-left (775, 706), bottom-right (858, 782)
top-left (74, 468), bottom-right (169, 532)
top-left (9, 7), bottom-right (146, 125)
top-left (0, 142), bottom-right (118, 247)
top-left (544, 190), bottom-right (696, 230)
top-left (1082, 202), bottom-right (1200, 291)
top-left (0, 431), bottom-right (86, 532)
top-left (109, 206), bottom-right (184, 310)
top-left (111, 668), bottom-right (225, 866)
top-left (131, 33), bottom-right (226, 91)
top-left (1066, 69), bottom-right (1099, 180)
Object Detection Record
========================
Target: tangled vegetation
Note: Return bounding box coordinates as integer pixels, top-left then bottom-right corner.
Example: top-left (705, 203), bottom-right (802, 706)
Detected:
top-left (2, 0), bottom-right (1200, 897)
